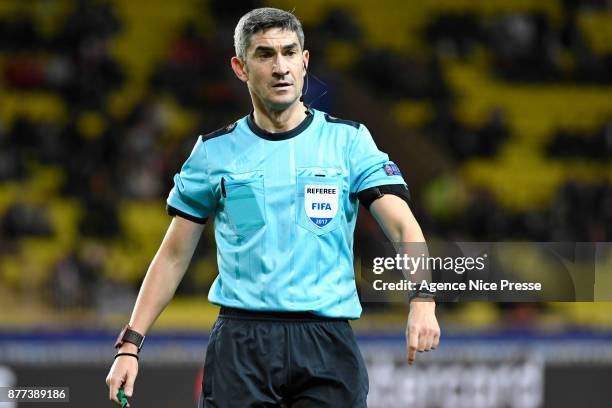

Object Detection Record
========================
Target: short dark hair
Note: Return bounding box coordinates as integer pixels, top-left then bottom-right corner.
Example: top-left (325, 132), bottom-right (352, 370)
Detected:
top-left (234, 7), bottom-right (304, 61)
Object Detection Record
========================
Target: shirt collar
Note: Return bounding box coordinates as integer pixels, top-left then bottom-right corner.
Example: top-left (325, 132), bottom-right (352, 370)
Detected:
top-left (246, 109), bottom-right (314, 141)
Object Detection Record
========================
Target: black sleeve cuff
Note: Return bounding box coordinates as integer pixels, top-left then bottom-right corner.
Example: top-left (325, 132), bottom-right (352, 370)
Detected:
top-left (166, 205), bottom-right (208, 224)
top-left (357, 184), bottom-right (411, 211)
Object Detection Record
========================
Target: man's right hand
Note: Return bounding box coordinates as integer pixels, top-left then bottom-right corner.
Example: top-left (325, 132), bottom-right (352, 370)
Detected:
top-left (103, 217), bottom-right (205, 405)
top-left (106, 344), bottom-right (139, 407)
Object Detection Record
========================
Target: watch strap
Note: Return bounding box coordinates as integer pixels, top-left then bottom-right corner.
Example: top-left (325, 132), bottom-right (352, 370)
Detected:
top-left (114, 325), bottom-right (145, 351)
top-left (409, 289), bottom-right (436, 303)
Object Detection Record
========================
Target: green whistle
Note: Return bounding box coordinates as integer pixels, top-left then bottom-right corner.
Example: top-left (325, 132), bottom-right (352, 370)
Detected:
top-left (117, 388), bottom-right (129, 408)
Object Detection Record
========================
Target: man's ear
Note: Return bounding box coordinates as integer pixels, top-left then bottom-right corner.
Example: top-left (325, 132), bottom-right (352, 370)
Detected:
top-left (231, 56), bottom-right (248, 82)
top-left (302, 49), bottom-right (310, 75)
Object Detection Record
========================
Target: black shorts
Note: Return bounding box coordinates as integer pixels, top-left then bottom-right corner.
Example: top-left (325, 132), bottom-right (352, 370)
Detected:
top-left (199, 307), bottom-right (369, 408)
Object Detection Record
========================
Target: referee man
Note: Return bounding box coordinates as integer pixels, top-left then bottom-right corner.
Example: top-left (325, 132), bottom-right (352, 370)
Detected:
top-left (106, 7), bottom-right (440, 407)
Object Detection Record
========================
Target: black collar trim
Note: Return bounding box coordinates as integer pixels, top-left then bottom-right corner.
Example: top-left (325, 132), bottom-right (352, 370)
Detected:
top-left (247, 109), bottom-right (314, 141)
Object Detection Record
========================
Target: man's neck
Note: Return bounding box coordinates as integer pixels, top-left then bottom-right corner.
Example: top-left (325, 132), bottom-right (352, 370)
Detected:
top-left (252, 101), bottom-right (308, 133)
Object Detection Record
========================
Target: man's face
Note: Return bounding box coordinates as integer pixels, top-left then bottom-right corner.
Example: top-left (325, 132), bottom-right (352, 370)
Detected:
top-left (239, 28), bottom-right (308, 111)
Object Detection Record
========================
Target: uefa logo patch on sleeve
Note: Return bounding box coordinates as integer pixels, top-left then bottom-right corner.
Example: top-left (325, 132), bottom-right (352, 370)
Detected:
top-left (383, 162), bottom-right (402, 176)
top-left (304, 184), bottom-right (338, 228)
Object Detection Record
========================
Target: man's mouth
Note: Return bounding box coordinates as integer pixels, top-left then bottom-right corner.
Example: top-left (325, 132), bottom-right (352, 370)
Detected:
top-left (272, 82), bottom-right (292, 88)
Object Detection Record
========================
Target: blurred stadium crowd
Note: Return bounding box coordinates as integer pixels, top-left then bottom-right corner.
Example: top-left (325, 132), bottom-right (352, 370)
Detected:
top-left (0, 0), bottom-right (611, 327)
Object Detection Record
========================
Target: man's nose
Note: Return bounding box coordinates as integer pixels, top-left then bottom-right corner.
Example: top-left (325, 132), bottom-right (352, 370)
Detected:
top-left (272, 55), bottom-right (290, 76)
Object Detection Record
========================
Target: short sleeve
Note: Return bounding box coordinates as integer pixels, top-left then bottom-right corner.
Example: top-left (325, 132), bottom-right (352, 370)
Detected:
top-left (349, 125), bottom-right (407, 193)
top-left (166, 137), bottom-right (216, 223)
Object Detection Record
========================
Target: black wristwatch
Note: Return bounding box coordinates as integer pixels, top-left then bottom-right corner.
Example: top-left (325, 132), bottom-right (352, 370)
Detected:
top-left (114, 324), bottom-right (145, 352)
top-left (408, 290), bottom-right (436, 303)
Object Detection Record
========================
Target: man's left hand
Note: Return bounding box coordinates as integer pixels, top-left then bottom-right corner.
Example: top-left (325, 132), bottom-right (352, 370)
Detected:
top-left (406, 299), bottom-right (440, 365)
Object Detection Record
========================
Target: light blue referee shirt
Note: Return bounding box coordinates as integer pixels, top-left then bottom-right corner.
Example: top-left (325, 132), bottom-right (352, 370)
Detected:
top-left (166, 108), bottom-right (407, 318)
